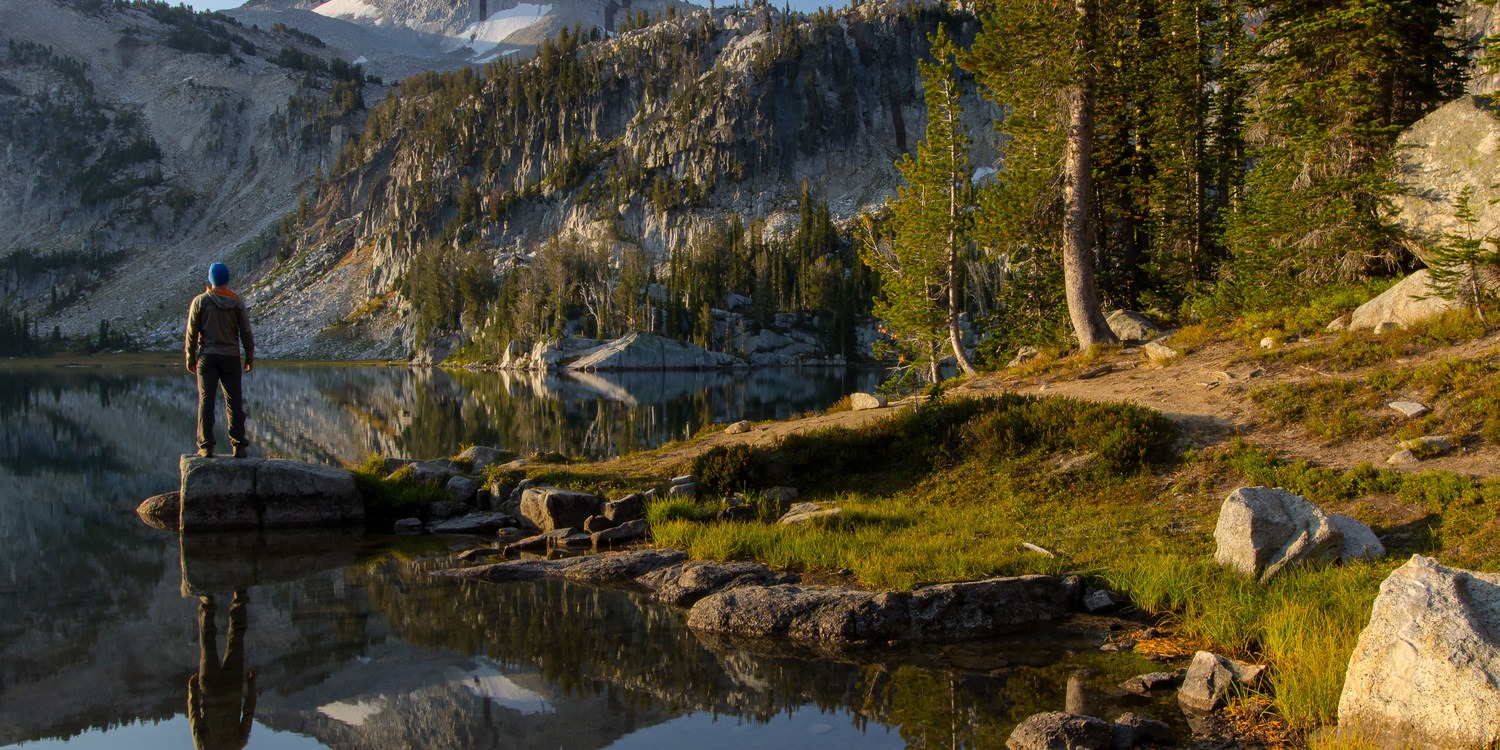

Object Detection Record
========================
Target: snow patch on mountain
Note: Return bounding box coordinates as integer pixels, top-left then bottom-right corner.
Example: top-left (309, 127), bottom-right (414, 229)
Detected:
top-left (445, 3), bottom-right (551, 55)
top-left (313, 0), bottom-right (383, 21)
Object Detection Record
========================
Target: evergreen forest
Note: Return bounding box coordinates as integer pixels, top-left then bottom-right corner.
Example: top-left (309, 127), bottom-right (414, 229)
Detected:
top-left (275, 0), bottom-right (1492, 372)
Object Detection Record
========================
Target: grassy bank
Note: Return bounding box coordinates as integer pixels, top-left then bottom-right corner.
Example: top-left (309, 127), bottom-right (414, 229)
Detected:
top-left (624, 392), bottom-right (1498, 733)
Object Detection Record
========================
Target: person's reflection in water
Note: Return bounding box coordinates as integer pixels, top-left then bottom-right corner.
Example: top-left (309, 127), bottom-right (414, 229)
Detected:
top-left (188, 591), bottom-right (257, 750)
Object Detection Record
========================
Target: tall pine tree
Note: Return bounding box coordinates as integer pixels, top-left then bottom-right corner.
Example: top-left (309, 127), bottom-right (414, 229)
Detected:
top-left (862, 27), bottom-right (978, 380)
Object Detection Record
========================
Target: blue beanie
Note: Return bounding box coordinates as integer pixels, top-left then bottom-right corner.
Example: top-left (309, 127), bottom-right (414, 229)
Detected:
top-left (208, 262), bottom-right (230, 287)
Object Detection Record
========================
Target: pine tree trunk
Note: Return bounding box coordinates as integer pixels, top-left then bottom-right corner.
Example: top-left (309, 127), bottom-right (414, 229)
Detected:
top-left (948, 137), bottom-right (977, 375)
top-left (1062, 0), bottom-right (1117, 351)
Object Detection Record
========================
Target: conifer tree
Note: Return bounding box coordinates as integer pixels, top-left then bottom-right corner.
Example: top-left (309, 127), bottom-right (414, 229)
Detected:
top-left (862, 28), bottom-right (978, 379)
top-left (1428, 187), bottom-right (1500, 321)
top-left (1221, 0), bottom-right (1466, 305)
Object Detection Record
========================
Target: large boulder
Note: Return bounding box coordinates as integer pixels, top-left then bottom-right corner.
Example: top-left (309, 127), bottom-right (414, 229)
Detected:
top-left (565, 331), bottom-right (742, 371)
top-left (1105, 310), bottom-right (1163, 342)
top-left (519, 486), bottom-right (601, 532)
top-left (1337, 555), bottom-right (1500, 749)
top-left (1214, 487), bottom-right (1343, 583)
top-left (1005, 712), bottom-right (1111, 750)
top-left (1392, 96), bottom-right (1500, 267)
top-left (178, 456), bottom-right (364, 531)
top-left (1178, 650), bottom-right (1266, 713)
top-left (1347, 270), bottom-right (1467, 332)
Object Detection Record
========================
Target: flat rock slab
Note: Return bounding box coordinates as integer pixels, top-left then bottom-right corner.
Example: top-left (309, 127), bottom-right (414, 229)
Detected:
top-left (637, 560), bottom-right (801, 607)
top-left (686, 584), bottom-right (911, 645)
top-left (439, 548), bottom-right (688, 585)
top-left (178, 455), bottom-right (364, 532)
top-left (1338, 555), bottom-right (1500, 749)
top-left (428, 513), bottom-right (518, 535)
top-left (687, 574), bottom-right (1079, 646)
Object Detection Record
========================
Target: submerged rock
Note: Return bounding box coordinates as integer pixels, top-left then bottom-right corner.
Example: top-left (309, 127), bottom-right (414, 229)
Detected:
top-left (441, 548), bottom-right (688, 585)
top-left (1338, 555), bottom-right (1500, 749)
top-left (565, 331), bottom-right (742, 371)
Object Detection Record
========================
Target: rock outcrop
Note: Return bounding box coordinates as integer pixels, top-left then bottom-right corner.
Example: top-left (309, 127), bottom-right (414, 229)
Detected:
top-left (443, 552), bottom-right (1078, 647)
top-left (1337, 555), bottom-right (1500, 749)
top-left (1213, 487), bottom-right (1343, 582)
top-left (175, 455), bottom-right (365, 532)
top-left (1347, 270), bottom-right (1467, 332)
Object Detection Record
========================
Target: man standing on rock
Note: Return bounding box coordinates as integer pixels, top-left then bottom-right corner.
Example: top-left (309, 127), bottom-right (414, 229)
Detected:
top-left (185, 262), bottom-right (254, 458)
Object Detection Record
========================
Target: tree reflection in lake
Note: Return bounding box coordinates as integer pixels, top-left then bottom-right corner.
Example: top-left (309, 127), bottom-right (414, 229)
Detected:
top-left (0, 364), bottom-right (1189, 749)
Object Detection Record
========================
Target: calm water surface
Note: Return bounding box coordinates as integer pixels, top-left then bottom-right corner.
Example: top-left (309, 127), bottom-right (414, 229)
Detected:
top-left (0, 363), bottom-right (1182, 749)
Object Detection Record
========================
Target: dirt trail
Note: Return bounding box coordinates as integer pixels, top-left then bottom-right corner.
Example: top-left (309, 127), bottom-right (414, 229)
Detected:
top-left (610, 335), bottom-right (1500, 480)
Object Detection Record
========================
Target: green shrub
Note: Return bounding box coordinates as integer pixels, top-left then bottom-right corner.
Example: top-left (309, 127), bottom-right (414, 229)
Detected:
top-left (692, 444), bottom-right (756, 494)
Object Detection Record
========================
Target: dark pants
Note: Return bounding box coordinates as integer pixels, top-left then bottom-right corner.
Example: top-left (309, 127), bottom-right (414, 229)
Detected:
top-left (197, 353), bottom-right (247, 453)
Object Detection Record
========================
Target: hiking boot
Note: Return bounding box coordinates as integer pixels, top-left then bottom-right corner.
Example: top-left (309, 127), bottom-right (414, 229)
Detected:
top-left (231, 446), bottom-right (247, 458)
top-left (197, 448), bottom-right (214, 458)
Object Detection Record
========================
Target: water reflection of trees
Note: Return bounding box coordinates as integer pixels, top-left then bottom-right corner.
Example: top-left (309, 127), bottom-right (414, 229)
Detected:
top-left (350, 557), bottom-right (1182, 750)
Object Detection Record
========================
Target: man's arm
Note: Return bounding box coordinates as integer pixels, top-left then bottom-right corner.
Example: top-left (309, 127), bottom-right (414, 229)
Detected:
top-left (184, 296), bottom-right (202, 373)
top-left (238, 303), bottom-right (255, 372)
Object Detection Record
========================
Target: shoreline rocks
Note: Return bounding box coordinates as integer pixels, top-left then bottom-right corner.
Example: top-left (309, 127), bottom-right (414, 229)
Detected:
top-left (442, 550), bottom-right (1081, 647)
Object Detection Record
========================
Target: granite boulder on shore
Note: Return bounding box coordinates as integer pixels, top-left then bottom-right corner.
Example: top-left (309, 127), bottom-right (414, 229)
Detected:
top-left (170, 455), bottom-right (365, 532)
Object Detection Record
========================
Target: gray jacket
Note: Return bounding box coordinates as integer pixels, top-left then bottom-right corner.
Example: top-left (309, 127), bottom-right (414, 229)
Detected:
top-left (185, 288), bottom-right (254, 365)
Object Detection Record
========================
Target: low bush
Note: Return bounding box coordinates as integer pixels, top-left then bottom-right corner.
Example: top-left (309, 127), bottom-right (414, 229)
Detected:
top-left (349, 454), bottom-right (449, 525)
top-left (691, 444), bottom-right (756, 494)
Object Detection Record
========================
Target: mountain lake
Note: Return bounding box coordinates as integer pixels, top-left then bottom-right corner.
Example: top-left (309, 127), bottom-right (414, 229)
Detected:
top-left (0, 361), bottom-right (1187, 749)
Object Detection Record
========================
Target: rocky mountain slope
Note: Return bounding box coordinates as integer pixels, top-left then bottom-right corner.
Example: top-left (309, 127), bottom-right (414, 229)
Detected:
top-left (244, 1), bottom-right (999, 359)
top-left (0, 0), bottom-right (372, 341)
